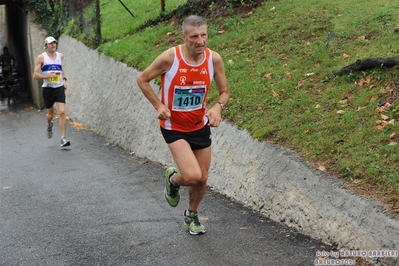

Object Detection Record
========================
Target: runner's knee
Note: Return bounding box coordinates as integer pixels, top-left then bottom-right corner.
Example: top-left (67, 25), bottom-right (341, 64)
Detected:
top-left (58, 108), bottom-right (66, 117)
top-left (182, 168), bottom-right (207, 185)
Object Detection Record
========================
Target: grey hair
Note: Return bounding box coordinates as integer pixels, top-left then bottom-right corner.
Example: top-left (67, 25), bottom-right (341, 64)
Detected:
top-left (182, 15), bottom-right (207, 34)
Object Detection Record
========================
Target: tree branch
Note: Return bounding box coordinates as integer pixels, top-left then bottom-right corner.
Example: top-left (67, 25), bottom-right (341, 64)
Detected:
top-left (333, 58), bottom-right (399, 76)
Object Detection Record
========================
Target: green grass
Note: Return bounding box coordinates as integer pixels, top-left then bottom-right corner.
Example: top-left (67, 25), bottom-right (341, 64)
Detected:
top-left (67, 0), bottom-right (399, 205)
top-left (100, 0), bottom-right (186, 41)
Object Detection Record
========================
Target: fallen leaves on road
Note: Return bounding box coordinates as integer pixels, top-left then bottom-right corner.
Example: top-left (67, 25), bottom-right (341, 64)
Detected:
top-left (69, 120), bottom-right (87, 130)
top-left (199, 216), bottom-right (209, 224)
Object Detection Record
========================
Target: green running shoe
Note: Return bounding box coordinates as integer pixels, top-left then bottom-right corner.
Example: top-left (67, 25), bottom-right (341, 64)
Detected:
top-left (184, 210), bottom-right (206, 235)
top-left (164, 166), bottom-right (180, 207)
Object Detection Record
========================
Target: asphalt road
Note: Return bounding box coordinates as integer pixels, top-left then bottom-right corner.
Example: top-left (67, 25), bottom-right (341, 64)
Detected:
top-left (0, 95), bottom-right (330, 266)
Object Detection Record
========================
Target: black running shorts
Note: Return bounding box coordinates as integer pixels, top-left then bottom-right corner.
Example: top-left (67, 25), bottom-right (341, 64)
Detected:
top-left (42, 86), bottom-right (66, 109)
top-left (160, 125), bottom-right (212, 150)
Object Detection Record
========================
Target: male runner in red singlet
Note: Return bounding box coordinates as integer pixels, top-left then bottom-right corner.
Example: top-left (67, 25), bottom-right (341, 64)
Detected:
top-left (137, 15), bottom-right (230, 235)
top-left (33, 36), bottom-right (70, 147)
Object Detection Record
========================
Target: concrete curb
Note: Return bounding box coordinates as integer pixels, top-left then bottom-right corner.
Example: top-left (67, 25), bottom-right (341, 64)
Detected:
top-left (59, 35), bottom-right (399, 266)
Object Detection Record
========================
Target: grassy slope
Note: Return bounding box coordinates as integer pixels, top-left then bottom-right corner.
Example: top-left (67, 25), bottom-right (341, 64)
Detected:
top-left (95, 0), bottom-right (399, 209)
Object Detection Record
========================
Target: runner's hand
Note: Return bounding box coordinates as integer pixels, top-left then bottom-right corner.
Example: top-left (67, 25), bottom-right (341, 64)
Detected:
top-left (205, 108), bottom-right (222, 127)
top-left (157, 104), bottom-right (171, 120)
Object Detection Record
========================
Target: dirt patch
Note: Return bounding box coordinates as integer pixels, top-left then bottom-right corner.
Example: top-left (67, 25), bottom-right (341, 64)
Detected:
top-left (191, 0), bottom-right (266, 20)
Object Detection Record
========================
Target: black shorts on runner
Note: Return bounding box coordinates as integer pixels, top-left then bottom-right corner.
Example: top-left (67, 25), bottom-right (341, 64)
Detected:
top-left (160, 125), bottom-right (212, 150)
top-left (42, 86), bottom-right (66, 109)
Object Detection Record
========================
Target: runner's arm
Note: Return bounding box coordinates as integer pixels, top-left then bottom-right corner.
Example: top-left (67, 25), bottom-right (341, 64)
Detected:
top-left (32, 54), bottom-right (55, 80)
top-left (59, 53), bottom-right (68, 90)
top-left (205, 51), bottom-right (230, 127)
top-left (137, 48), bottom-right (174, 120)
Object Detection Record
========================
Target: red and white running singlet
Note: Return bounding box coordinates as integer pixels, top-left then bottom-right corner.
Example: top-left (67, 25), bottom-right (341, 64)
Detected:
top-left (160, 45), bottom-right (214, 132)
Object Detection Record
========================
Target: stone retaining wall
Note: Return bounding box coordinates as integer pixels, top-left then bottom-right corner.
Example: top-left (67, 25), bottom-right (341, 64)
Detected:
top-left (58, 35), bottom-right (399, 266)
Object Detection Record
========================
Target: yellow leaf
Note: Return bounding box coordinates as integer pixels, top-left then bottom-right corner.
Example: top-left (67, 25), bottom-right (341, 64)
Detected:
top-left (263, 73), bottom-right (272, 79)
top-left (376, 103), bottom-right (391, 112)
top-left (199, 216), bottom-right (209, 223)
top-left (337, 110), bottom-right (345, 114)
top-left (370, 95), bottom-right (378, 103)
top-left (270, 90), bottom-right (278, 97)
top-left (70, 121), bottom-right (87, 130)
top-left (296, 79), bottom-right (306, 88)
top-left (317, 165), bottom-right (326, 172)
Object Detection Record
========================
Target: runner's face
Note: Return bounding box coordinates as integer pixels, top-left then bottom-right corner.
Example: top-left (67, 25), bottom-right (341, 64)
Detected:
top-left (46, 41), bottom-right (57, 52)
top-left (182, 24), bottom-right (208, 55)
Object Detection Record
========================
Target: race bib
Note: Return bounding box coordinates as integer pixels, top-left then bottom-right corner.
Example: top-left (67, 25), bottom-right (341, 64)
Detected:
top-left (48, 72), bottom-right (61, 83)
top-left (172, 85), bottom-right (206, 111)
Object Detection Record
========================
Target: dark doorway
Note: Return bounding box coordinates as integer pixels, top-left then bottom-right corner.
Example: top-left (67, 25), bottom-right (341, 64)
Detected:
top-left (0, 1), bottom-right (32, 109)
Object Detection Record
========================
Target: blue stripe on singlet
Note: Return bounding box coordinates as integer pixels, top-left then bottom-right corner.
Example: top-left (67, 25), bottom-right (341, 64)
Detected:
top-left (41, 64), bottom-right (62, 72)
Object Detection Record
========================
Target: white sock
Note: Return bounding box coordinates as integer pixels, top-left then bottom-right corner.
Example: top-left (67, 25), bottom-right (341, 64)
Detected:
top-left (169, 174), bottom-right (178, 186)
